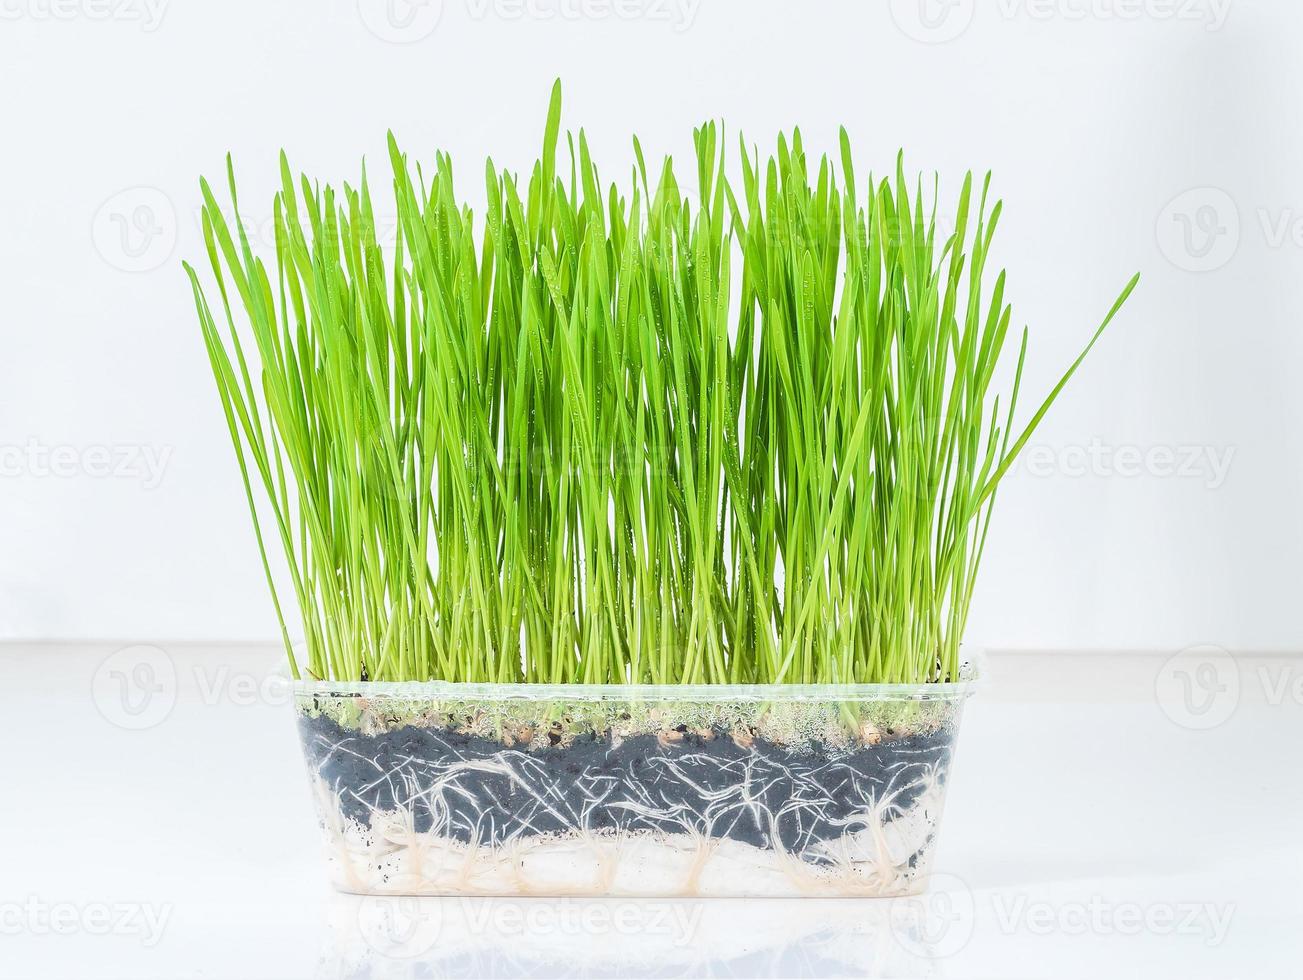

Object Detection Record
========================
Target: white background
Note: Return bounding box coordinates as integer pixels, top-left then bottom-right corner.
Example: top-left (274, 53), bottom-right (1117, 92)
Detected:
top-left (2, 0), bottom-right (1300, 655)
top-left (4, 7), bottom-right (1303, 979)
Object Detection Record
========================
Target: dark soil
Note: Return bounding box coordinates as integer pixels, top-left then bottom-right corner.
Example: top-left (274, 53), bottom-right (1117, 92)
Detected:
top-left (298, 713), bottom-right (954, 854)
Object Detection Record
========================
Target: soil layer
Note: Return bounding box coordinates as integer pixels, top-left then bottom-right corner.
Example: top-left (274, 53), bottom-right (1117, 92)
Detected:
top-left (299, 713), bottom-right (954, 854)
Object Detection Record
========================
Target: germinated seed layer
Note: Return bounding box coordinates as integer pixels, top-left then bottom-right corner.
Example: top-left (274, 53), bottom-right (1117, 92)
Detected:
top-left (187, 82), bottom-right (1137, 685)
top-left (300, 692), bottom-right (955, 747)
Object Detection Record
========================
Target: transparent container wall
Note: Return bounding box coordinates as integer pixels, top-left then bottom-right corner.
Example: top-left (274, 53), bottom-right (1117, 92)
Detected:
top-left (293, 681), bottom-right (973, 898)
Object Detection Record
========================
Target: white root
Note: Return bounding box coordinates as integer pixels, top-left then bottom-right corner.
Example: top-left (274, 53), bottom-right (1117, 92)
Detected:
top-left (310, 773), bottom-right (942, 898)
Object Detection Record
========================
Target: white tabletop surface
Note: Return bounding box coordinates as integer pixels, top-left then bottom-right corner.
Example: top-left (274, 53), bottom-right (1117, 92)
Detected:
top-left (2, 644), bottom-right (1298, 979)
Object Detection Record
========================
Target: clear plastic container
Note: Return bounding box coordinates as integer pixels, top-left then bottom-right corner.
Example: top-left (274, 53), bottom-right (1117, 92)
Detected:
top-left (293, 676), bottom-right (975, 898)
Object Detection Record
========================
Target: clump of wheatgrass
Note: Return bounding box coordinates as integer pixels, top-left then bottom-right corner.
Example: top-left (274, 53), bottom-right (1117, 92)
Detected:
top-left (185, 82), bottom-right (1136, 687)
